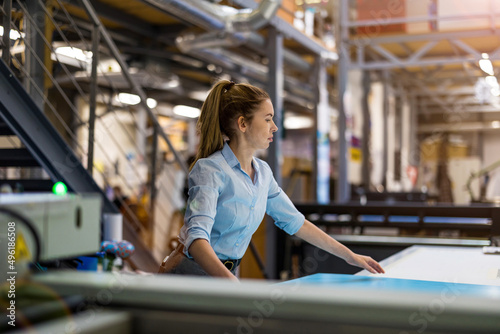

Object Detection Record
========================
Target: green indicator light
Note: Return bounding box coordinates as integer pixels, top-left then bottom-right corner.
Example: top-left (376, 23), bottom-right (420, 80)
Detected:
top-left (52, 182), bottom-right (68, 195)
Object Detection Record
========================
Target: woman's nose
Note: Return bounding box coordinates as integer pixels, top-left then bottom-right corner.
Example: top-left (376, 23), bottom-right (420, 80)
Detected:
top-left (272, 121), bottom-right (278, 132)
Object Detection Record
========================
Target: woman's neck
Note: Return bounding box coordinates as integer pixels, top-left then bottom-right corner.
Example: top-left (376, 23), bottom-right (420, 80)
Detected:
top-left (228, 140), bottom-right (254, 172)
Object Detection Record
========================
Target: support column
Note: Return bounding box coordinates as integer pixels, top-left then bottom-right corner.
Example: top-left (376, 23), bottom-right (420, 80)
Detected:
top-left (149, 123), bottom-right (159, 245)
top-left (313, 56), bottom-right (330, 203)
top-left (336, 0), bottom-right (350, 203)
top-left (382, 70), bottom-right (390, 190)
top-left (266, 26), bottom-right (284, 279)
top-left (25, 1), bottom-right (45, 109)
top-left (87, 24), bottom-right (100, 175)
top-left (2, 0), bottom-right (12, 66)
top-left (361, 71), bottom-right (371, 191)
top-left (25, 1), bottom-right (45, 179)
top-left (409, 93), bottom-right (419, 167)
top-left (394, 88), bottom-right (403, 184)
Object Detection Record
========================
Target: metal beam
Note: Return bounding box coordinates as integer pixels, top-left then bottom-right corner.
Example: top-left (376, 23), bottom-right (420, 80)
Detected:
top-left (350, 55), bottom-right (480, 70)
top-left (64, 0), bottom-right (158, 38)
top-left (313, 56), bottom-right (330, 204)
top-left (52, 12), bottom-right (138, 46)
top-left (25, 0), bottom-right (45, 110)
top-left (382, 70), bottom-right (389, 189)
top-left (266, 26), bottom-right (284, 280)
top-left (420, 106), bottom-right (500, 114)
top-left (412, 87), bottom-right (482, 96)
top-left (418, 121), bottom-right (500, 133)
top-left (336, 0), bottom-right (350, 203)
top-left (420, 96), bottom-right (493, 107)
top-left (2, 0), bottom-right (11, 66)
top-left (371, 44), bottom-right (402, 64)
top-left (407, 41), bottom-right (439, 63)
top-left (449, 39), bottom-right (482, 58)
top-left (353, 29), bottom-right (500, 47)
top-left (348, 12), bottom-right (498, 28)
top-left (87, 24), bottom-right (99, 175)
top-left (361, 70), bottom-right (371, 191)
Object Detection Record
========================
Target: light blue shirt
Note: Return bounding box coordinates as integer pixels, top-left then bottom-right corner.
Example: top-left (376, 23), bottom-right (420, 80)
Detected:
top-left (179, 142), bottom-right (305, 260)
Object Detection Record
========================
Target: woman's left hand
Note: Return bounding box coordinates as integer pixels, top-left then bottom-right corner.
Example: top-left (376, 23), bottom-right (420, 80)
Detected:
top-left (346, 253), bottom-right (385, 274)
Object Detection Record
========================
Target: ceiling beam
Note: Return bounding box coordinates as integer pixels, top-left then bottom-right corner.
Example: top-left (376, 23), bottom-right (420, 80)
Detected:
top-left (420, 96), bottom-right (495, 107)
top-left (418, 106), bottom-right (500, 114)
top-left (353, 29), bottom-right (500, 48)
top-left (418, 121), bottom-right (500, 133)
top-left (413, 87), bottom-right (482, 96)
top-left (64, 0), bottom-right (159, 38)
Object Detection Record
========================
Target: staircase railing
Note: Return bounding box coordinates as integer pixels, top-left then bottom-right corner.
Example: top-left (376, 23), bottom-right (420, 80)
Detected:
top-left (0, 0), bottom-right (190, 271)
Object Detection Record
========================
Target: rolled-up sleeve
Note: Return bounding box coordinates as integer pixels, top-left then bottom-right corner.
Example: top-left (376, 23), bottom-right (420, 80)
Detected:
top-left (266, 176), bottom-right (305, 235)
top-left (183, 159), bottom-right (224, 256)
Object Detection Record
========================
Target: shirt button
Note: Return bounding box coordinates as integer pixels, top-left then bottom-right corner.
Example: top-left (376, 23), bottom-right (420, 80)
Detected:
top-left (250, 206), bottom-right (254, 210)
top-left (236, 243), bottom-right (239, 246)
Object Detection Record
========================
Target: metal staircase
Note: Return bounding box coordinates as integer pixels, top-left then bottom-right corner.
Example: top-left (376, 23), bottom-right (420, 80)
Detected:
top-left (0, 119), bottom-right (53, 192)
top-left (0, 0), bottom-right (188, 272)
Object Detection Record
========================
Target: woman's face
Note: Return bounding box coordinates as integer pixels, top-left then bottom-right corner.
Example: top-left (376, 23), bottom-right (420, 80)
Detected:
top-left (245, 99), bottom-right (278, 150)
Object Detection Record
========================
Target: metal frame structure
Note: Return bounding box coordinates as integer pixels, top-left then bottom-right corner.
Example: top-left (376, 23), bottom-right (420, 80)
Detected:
top-left (334, 0), bottom-right (500, 199)
top-left (294, 203), bottom-right (500, 241)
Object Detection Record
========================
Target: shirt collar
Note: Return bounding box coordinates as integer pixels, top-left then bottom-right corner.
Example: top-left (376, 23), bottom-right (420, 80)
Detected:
top-left (222, 141), bottom-right (240, 168)
top-left (221, 141), bottom-right (260, 173)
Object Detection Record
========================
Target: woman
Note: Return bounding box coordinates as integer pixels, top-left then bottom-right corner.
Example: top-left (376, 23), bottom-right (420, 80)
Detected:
top-left (159, 80), bottom-right (384, 280)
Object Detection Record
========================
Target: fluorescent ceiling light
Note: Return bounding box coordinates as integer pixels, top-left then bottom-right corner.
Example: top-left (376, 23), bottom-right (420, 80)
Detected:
top-left (284, 115), bottom-right (314, 129)
top-left (147, 98), bottom-right (158, 109)
top-left (173, 105), bottom-right (201, 118)
top-left (479, 54), bottom-right (494, 76)
top-left (0, 26), bottom-right (25, 40)
top-left (55, 46), bottom-right (92, 63)
top-left (117, 93), bottom-right (157, 108)
top-left (118, 92), bottom-right (141, 105)
top-left (492, 121), bottom-right (500, 129)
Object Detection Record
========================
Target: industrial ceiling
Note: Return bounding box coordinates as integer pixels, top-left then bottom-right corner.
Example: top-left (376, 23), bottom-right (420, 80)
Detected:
top-left (18, 0), bottom-right (500, 134)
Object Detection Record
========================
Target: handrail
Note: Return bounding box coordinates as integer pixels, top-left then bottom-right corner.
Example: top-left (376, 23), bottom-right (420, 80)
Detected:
top-left (0, 0), bottom-right (191, 267)
top-left (80, 0), bottom-right (188, 175)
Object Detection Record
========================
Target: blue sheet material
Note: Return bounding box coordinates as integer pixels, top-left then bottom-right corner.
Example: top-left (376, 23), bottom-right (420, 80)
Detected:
top-left (282, 274), bottom-right (500, 298)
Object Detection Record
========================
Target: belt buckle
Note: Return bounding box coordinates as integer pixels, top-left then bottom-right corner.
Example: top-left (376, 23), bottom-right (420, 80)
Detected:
top-left (223, 260), bottom-right (234, 271)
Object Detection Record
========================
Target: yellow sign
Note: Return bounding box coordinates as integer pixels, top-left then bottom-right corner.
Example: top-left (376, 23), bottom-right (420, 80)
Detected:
top-left (350, 148), bottom-right (362, 162)
top-left (15, 233), bottom-right (32, 260)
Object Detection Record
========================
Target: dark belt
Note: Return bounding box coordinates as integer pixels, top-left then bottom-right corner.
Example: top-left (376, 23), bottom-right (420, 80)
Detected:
top-left (221, 258), bottom-right (241, 271)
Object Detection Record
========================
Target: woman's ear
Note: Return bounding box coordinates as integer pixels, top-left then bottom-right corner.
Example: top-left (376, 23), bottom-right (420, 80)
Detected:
top-left (237, 116), bottom-right (247, 133)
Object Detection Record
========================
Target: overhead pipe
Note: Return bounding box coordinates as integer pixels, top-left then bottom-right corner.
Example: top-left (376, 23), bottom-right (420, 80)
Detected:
top-left (230, 0), bottom-right (281, 31)
top-left (174, 0), bottom-right (279, 51)
top-left (198, 47), bottom-right (314, 101)
top-left (143, 0), bottom-right (312, 72)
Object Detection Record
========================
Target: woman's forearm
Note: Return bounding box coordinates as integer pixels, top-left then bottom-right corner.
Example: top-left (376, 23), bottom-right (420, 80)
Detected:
top-left (294, 219), bottom-right (385, 274)
top-left (294, 220), bottom-right (354, 262)
top-left (188, 239), bottom-right (238, 280)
